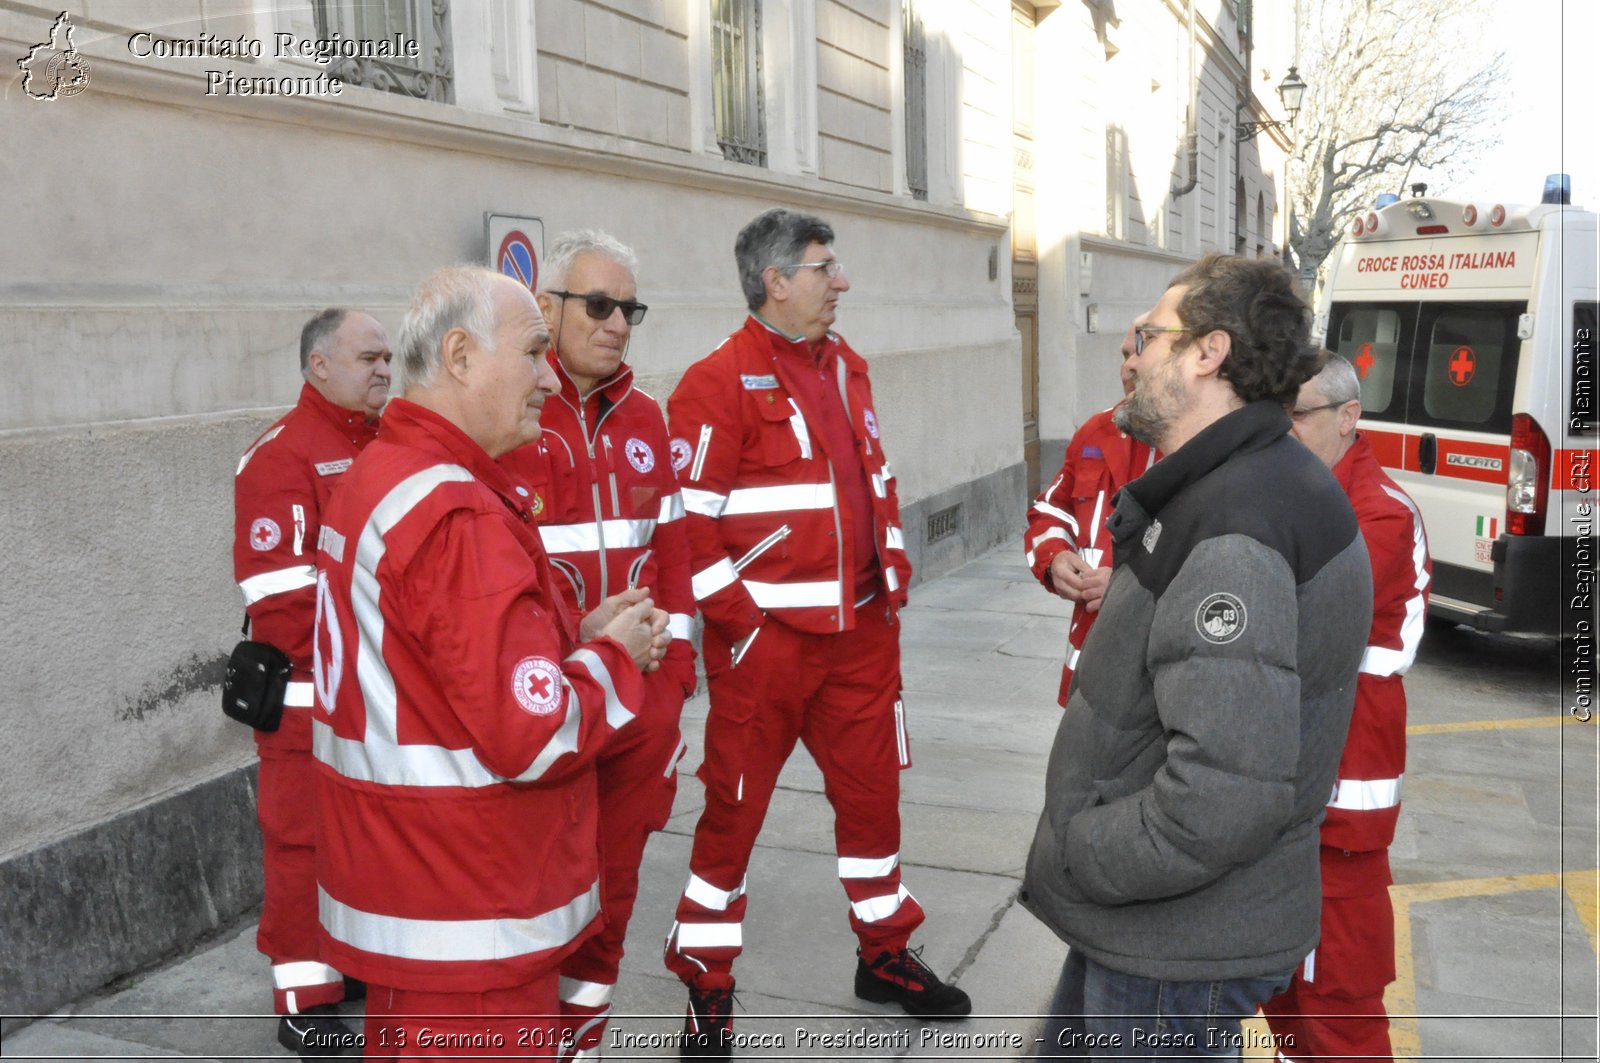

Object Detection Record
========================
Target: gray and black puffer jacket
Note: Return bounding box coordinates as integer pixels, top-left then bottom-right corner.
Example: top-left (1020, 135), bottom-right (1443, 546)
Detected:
top-left (1021, 400), bottom-right (1372, 981)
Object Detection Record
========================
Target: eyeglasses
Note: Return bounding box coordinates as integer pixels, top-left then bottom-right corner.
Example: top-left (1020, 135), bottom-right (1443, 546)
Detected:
top-left (783, 259), bottom-right (845, 278)
top-left (1290, 401), bottom-right (1346, 422)
top-left (1133, 325), bottom-right (1188, 355)
top-left (549, 291), bottom-right (648, 325)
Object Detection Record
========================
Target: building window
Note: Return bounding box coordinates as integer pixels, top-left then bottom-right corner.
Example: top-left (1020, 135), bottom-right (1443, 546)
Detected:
top-left (1105, 123), bottom-right (1128, 239)
top-left (903, 0), bottom-right (929, 200)
top-left (312, 0), bottom-right (453, 103)
top-left (711, 0), bottom-right (766, 166)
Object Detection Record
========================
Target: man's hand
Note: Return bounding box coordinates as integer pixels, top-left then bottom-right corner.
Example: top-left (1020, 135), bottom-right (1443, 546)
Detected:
top-left (594, 595), bottom-right (663, 672)
top-left (1049, 550), bottom-right (1112, 611)
top-left (581, 586), bottom-right (650, 643)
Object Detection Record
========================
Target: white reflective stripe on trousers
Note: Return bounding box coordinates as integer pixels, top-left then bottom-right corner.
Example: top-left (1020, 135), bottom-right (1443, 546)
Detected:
top-left (673, 922), bottom-right (742, 949)
top-left (838, 854), bottom-right (899, 879)
top-left (683, 873), bottom-right (746, 912)
top-left (1327, 775), bottom-right (1403, 811)
top-left (850, 885), bottom-right (911, 923)
top-left (884, 525), bottom-right (905, 552)
top-left (723, 482), bottom-right (835, 515)
top-left (539, 518), bottom-right (655, 554)
top-left (667, 613), bottom-right (694, 641)
top-left (746, 580), bottom-right (841, 609)
top-left (272, 960), bottom-right (342, 989)
top-left (282, 681), bottom-right (314, 708)
top-left (319, 881), bottom-right (599, 962)
top-left (558, 977), bottom-right (615, 1008)
top-left (239, 564), bottom-right (316, 604)
top-left (681, 487), bottom-right (727, 518)
top-left (691, 558), bottom-right (739, 601)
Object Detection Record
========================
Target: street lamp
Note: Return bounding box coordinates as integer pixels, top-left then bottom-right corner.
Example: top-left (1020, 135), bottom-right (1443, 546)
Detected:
top-left (1236, 66), bottom-right (1308, 140)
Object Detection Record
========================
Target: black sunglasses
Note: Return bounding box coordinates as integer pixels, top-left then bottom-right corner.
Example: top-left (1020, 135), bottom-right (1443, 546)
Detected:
top-left (549, 290), bottom-right (648, 325)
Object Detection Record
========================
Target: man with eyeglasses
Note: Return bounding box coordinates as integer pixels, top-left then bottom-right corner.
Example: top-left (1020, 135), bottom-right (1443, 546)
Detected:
top-left (664, 207), bottom-right (969, 1058)
top-left (498, 230), bottom-right (698, 1060)
top-left (1021, 255), bottom-right (1374, 1058)
top-left (1025, 314), bottom-right (1158, 706)
top-left (1261, 354), bottom-right (1431, 1063)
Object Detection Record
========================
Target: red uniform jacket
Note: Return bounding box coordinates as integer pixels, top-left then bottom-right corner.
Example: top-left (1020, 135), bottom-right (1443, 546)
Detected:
top-left (233, 383), bottom-right (379, 750)
top-left (1323, 433), bottom-right (1432, 861)
top-left (1024, 405), bottom-right (1157, 704)
top-left (311, 400), bottom-right (645, 992)
top-left (667, 317), bottom-right (911, 641)
top-left (500, 354), bottom-right (697, 696)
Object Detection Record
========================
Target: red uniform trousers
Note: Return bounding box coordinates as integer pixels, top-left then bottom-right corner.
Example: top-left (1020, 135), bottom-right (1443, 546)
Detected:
top-left (557, 668), bottom-right (686, 1053)
top-left (1261, 847), bottom-right (1395, 1062)
top-left (255, 707), bottom-right (344, 1015)
top-left (665, 605), bottom-right (921, 988)
top-left (363, 973), bottom-right (562, 1061)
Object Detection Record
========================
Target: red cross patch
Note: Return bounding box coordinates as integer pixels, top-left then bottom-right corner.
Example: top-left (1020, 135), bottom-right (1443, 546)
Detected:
top-left (512, 656), bottom-right (563, 716)
top-left (625, 437), bottom-right (655, 473)
top-left (249, 517), bottom-right (281, 551)
top-left (1447, 346), bottom-right (1476, 386)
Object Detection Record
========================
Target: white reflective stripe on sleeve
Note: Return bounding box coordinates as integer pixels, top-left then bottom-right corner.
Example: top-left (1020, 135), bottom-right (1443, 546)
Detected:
top-left (1327, 775), bottom-right (1403, 811)
top-left (658, 491), bottom-right (686, 523)
top-left (665, 736), bottom-right (688, 778)
top-left (558, 977), bottom-right (615, 1008)
top-left (684, 873), bottom-right (747, 912)
top-left (239, 565), bottom-right (317, 604)
top-left (870, 474), bottom-right (887, 499)
top-left (566, 647), bottom-right (634, 729)
top-left (681, 488), bottom-right (728, 518)
top-left (884, 566), bottom-right (900, 593)
top-left (838, 854), bottom-right (899, 879)
top-left (850, 885), bottom-right (911, 923)
top-left (667, 613), bottom-right (694, 641)
top-left (1362, 484), bottom-right (1432, 678)
top-left (319, 881), bottom-right (599, 963)
top-left (1066, 647), bottom-right (1081, 671)
top-left (691, 558), bottom-right (739, 600)
top-left (723, 482), bottom-right (835, 515)
top-left (271, 960), bottom-right (342, 990)
top-left (283, 681), bottom-right (314, 708)
top-left (540, 518), bottom-right (655, 554)
top-left (673, 922), bottom-right (742, 949)
top-left (880, 461), bottom-right (893, 481)
top-left (237, 425), bottom-right (284, 475)
top-left (1303, 948), bottom-right (1316, 984)
top-left (1025, 527), bottom-right (1070, 568)
top-left (746, 580), bottom-right (842, 609)
top-left (1031, 501), bottom-right (1079, 535)
top-left (884, 525), bottom-right (905, 552)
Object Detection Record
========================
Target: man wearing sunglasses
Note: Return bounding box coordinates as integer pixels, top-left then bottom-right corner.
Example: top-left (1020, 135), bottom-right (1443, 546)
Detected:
top-left (664, 207), bottom-right (969, 1057)
top-left (1025, 313), bottom-right (1159, 706)
top-left (498, 230), bottom-right (697, 1060)
top-left (1261, 354), bottom-right (1431, 1063)
top-left (1023, 255), bottom-right (1374, 1058)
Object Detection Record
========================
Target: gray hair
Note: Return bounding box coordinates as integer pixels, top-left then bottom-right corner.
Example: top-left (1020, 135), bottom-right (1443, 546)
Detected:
top-left (299, 307), bottom-right (349, 373)
top-left (541, 230), bottom-right (639, 292)
top-left (397, 266), bottom-right (500, 389)
top-left (734, 208), bottom-right (835, 312)
top-left (1308, 352), bottom-right (1362, 406)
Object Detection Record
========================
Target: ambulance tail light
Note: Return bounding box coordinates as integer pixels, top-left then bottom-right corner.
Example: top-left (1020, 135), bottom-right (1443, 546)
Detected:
top-left (1490, 204), bottom-right (1507, 227)
top-left (1353, 216), bottom-right (1366, 236)
top-left (1506, 413), bottom-right (1550, 536)
top-left (1462, 204), bottom-right (1480, 227)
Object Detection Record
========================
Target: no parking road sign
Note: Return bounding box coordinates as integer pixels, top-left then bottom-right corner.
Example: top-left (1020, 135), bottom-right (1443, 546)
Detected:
top-left (485, 214), bottom-right (545, 292)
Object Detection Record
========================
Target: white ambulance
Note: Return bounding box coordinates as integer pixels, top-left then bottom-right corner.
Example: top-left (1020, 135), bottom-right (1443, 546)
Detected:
top-left (1315, 178), bottom-right (1596, 636)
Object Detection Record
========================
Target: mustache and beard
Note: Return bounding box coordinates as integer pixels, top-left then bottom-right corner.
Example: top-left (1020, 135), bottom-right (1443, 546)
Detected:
top-left (1113, 351), bottom-right (1188, 448)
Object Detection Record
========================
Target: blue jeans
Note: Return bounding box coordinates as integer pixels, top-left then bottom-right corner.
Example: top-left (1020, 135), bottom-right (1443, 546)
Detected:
top-left (1036, 949), bottom-right (1294, 1060)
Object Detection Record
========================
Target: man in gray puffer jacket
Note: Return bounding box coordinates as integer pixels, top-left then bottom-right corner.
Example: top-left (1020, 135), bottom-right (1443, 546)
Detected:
top-left (1022, 254), bottom-right (1371, 1061)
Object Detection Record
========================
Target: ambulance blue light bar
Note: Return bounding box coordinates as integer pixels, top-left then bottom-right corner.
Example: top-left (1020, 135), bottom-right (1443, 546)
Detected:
top-left (1542, 173), bottom-right (1571, 205)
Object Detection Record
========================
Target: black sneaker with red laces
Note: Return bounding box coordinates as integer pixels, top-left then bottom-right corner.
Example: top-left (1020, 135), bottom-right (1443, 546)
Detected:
top-left (854, 945), bottom-right (973, 1019)
top-left (680, 980), bottom-right (736, 1060)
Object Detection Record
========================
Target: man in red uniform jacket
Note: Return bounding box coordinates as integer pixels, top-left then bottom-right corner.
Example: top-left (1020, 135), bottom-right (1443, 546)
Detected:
top-left (312, 267), bottom-right (668, 1059)
top-left (665, 207), bottom-right (970, 1058)
top-left (499, 230), bottom-right (697, 1060)
top-left (233, 307), bottom-right (390, 1054)
top-left (1023, 316), bottom-right (1158, 704)
top-left (1263, 353), bottom-right (1432, 1062)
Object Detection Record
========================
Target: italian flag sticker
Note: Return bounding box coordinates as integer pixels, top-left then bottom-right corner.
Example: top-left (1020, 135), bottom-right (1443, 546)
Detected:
top-left (1476, 515), bottom-right (1498, 538)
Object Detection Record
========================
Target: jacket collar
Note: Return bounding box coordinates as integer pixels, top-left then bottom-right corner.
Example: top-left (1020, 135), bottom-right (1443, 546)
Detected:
top-left (743, 315), bottom-right (866, 376)
top-left (1111, 400), bottom-right (1290, 544)
top-left (300, 381), bottom-right (380, 442)
top-left (1331, 432), bottom-right (1375, 493)
top-left (377, 399), bottom-right (522, 509)
top-left (546, 349), bottom-right (635, 412)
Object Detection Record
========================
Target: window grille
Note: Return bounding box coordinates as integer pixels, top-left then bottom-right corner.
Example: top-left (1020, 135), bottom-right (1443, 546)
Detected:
top-left (903, 0), bottom-right (929, 200)
top-left (312, 0), bottom-right (453, 103)
top-left (710, 0), bottom-right (766, 166)
top-left (926, 504), bottom-right (960, 544)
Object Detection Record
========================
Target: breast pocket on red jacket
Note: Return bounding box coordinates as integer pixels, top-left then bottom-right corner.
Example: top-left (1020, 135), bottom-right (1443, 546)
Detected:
top-left (755, 393), bottom-right (805, 467)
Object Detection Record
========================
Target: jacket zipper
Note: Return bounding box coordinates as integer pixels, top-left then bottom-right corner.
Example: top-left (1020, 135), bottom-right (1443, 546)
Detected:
top-left (576, 401), bottom-right (609, 602)
top-left (734, 524), bottom-right (792, 572)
